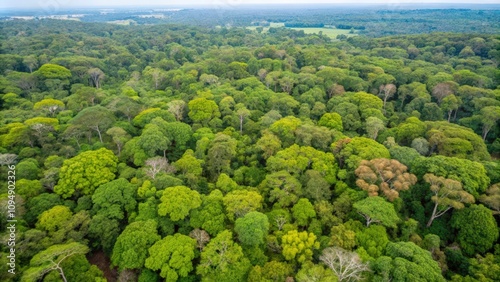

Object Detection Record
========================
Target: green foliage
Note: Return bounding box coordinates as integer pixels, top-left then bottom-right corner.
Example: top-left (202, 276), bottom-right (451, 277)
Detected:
top-left (197, 230), bottom-right (251, 282)
top-left (158, 186), bottom-right (202, 221)
top-left (234, 211), bottom-right (269, 246)
top-left (372, 242), bottom-right (445, 282)
top-left (145, 233), bottom-right (197, 282)
top-left (223, 189), bottom-right (263, 221)
top-left (281, 230), bottom-right (320, 263)
top-left (3, 19), bottom-right (500, 281)
top-left (356, 225), bottom-right (389, 260)
top-left (91, 178), bottom-right (137, 220)
top-left (336, 137), bottom-right (390, 170)
top-left (54, 148), bottom-right (118, 198)
top-left (35, 64), bottom-right (71, 79)
top-left (292, 198), bottom-right (316, 227)
top-left (451, 204), bottom-right (499, 256)
top-left (111, 220), bottom-right (161, 270)
top-left (188, 98), bottom-right (221, 126)
top-left (318, 112), bottom-right (343, 131)
top-left (412, 155), bottom-right (490, 197)
top-left (190, 190), bottom-right (226, 236)
top-left (353, 196), bottom-right (400, 228)
top-left (22, 242), bottom-right (89, 282)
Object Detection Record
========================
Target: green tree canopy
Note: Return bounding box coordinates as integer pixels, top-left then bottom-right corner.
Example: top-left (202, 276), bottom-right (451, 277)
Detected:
top-left (54, 148), bottom-right (118, 198)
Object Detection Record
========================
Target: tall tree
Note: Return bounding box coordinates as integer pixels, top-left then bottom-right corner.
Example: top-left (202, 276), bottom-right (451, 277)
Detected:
top-left (23, 242), bottom-right (89, 282)
top-left (197, 230), bottom-right (251, 282)
top-left (145, 234), bottom-right (197, 282)
top-left (87, 67), bottom-right (105, 88)
top-left (423, 173), bottom-right (475, 227)
top-left (111, 220), bottom-right (160, 270)
top-left (158, 186), bottom-right (202, 221)
top-left (355, 158), bottom-right (417, 202)
top-left (70, 105), bottom-right (115, 143)
top-left (319, 247), bottom-right (369, 282)
top-left (54, 148), bottom-right (118, 198)
top-left (353, 196), bottom-right (400, 228)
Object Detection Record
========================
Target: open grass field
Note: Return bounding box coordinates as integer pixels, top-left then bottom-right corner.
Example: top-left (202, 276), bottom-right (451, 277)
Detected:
top-left (247, 23), bottom-right (357, 39)
top-left (289, 27), bottom-right (357, 38)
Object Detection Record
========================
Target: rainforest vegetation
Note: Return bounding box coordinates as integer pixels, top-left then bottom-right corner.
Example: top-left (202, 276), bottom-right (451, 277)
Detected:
top-left (0, 12), bottom-right (499, 282)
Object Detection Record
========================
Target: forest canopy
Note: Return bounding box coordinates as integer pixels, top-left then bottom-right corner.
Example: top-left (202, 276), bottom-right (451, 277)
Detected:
top-left (0, 8), bottom-right (499, 282)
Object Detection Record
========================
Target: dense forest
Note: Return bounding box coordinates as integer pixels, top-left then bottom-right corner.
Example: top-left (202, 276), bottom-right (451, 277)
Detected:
top-left (0, 16), bottom-right (499, 282)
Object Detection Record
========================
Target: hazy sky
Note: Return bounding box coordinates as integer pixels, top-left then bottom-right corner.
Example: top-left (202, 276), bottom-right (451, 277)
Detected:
top-left (2, 0), bottom-right (499, 9)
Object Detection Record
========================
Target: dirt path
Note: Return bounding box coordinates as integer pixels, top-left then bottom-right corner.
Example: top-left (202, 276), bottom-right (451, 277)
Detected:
top-left (87, 251), bottom-right (118, 282)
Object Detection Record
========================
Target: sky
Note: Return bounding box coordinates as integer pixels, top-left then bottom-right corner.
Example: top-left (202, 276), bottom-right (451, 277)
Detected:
top-left (1, 0), bottom-right (499, 9)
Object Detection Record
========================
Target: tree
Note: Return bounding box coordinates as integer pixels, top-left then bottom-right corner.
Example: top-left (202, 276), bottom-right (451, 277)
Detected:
top-left (190, 190), bottom-right (226, 236)
top-left (432, 82), bottom-right (455, 104)
top-left (197, 230), bottom-right (251, 282)
top-left (106, 127), bottom-right (131, 156)
top-left (91, 178), bottom-right (137, 220)
top-left (36, 63), bottom-right (71, 79)
top-left (167, 100), bottom-right (186, 121)
top-left (0, 153), bottom-right (17, 165)
top-left (329, 224), bottom-right (356, 250)
top-left (236, 104), bottom-right (251, 134)
top-left (23, 242), bottom-right (89, 282)
top-left (365, 117), bottom-right (385, 140)
top-left (87, 68), bottom-right (105, 88)
top-left (158, 186), bottom-right (202, 221)
top-left (292, 198), bottom-right (316, 227)
top-left (319, 247), bottom-right (369, 282)
top-left (248, 261), bottom-right (294, 282)
top-left (144, 157), bottom-right (174, 179)
top-left (70, 105), bottom-right (115, 143)
top-left (234, 211), bottom-right (269, 246)
top-left (111, 220), bottom-right (160, 270)
top-left (296, 262), bottom-right (337, 282)
top-left (440, 94), bottom-right (461, 122)
top-left (480, 106), bottom-right (500, 140)
top-left (355, 225), bottom-right (389, 259)
top-left (378, 83), bottom-right (396, 113)
top-left (479, 183), bottom-right (500, 215)
top-left (335, 137), bottom-right (390, 170)
top-left (189, 229), bottom-right (210, 251)
top-left (256, 131), bottom-right (282, 159)
top-left (355, 158), bottom-right (417, 201)
top-left (54, 148), bottom-right (118, 198)
top-left (144, 233), bottom-right (197, 282)
top-left (423, 173), bottom-right (475, 227)
top-left (281, 230), bottom-right (320, 264)
top-left (353, 196), bottom-right (400, 228)
top-left (372, 242), bottom-right (445, 282)
top-left (33, 98), bottom-right (65, 116)
top-left (139, 124), bottom-right (170, 158)
top-left (451, 204), bottom-right (499, 256)
top-left (206, 133), bottom-right (237, 180)
top-left (412, 155), bottom-right (490, 198)
top-left (23, 55), bottom-right (38, 73)
top-left (188, 97), bottom-right (220, 126)
top-left (318, 112), bottom-right (343, 132)
top-left (223, 189), bottom-right (263, 221)
top-left (36, 205), bottom-right (72, 233)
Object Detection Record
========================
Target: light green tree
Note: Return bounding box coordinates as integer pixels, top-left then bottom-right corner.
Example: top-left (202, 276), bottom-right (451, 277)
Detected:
top-left (145, 234), bottom-right (197, 282)
top-left (197, 230), bottom-right (251, 282)
top-left (353, 196), bottom-right (400, 228)
top-left (158, 186), bottom-right (202, 221)
top-left (281, 230), bottom-right (320, 264)
top-left (54, 148), bottom-right (118, 198)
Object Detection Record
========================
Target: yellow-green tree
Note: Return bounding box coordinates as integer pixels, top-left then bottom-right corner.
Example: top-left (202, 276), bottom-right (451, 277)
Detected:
top-left (54, 148), bottom-right (118, 198)
top-left (281, 230), bottom-right (320, 264)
